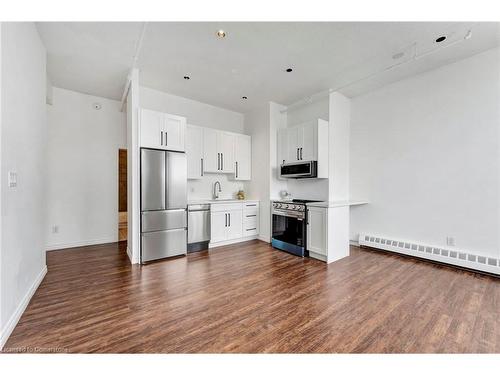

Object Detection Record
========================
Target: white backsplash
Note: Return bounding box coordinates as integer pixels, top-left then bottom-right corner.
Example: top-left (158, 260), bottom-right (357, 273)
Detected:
top-left (188, 174), bottom-right (249, 200)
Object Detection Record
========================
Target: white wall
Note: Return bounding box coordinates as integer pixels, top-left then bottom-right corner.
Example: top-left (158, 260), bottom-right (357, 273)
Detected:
top-left (350, 47), bottom-right (500, 259)
top-left (46, 87), bottom-right (126, 250)
top-left (140, 86), bottom-right (248, 200)
top-left (286, 97), bottom-right (329, 200)
top-left (0, 22), bottom-right (47, 348)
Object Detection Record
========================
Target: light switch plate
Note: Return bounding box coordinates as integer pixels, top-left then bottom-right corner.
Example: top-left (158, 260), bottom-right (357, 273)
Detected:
top-left (8, 171), bottom-right (17, 188)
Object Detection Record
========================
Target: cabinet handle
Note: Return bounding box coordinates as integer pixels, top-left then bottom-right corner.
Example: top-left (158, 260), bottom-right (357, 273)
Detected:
top-left (225, 213), bottom-right (227, 227)
top-left (221, 153), bottom-right (224, 171)
top-left (165, 132), bottom-right (168, 146)
top-left (246, 228), bottom-right (257, 231)
top-left (217, 153), bottom-right (220, 170)
top-left (297, 148), bottom-right (299, 160)
top-left (160, 131), bottom-right (164, 145)
top-left (246, 204), bottom-right (257, 207)
top-left (235, 161), bottom-right (238, 178)
top-left (246, 214), bottom-right (256, 217)
top-left (300, 148), bottom-right (303, 160)
top-left (201, 158), bottom-right (204, 176)
top-left (228, 213), bottom-right (230, 226)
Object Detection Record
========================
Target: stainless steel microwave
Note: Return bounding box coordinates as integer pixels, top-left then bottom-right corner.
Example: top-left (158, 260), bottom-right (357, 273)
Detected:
top-left (279, 161), bottom-right (317, 179)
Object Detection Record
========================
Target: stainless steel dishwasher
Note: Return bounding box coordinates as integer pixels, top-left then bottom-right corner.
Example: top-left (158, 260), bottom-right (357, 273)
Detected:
top-left (187, 204), bottom-right (210, 252)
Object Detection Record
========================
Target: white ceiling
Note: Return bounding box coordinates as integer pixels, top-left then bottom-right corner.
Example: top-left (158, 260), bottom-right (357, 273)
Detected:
top-left (36, 22), bottom-right (500, 113)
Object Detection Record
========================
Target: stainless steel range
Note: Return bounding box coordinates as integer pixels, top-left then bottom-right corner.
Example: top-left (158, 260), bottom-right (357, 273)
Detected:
top-left (271, 199), bottom-right (320, 257)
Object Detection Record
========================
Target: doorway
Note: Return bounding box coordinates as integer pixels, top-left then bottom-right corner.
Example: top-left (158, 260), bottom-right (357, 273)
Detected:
top-left (118, 149), bottom-right (127, 242)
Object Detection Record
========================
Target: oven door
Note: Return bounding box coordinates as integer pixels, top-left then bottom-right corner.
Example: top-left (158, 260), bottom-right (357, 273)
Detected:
top-left (271, 211), bottom-right (306, 257)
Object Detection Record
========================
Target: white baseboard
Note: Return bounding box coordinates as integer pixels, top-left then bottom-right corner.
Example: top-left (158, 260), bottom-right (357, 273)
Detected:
top-left (350, 239), bottom-right (360, 247)
top-left (209, 235), bottom-right (259, 249)
top-left (258, 234), bottom-right (270, 243)
top-left (45, 237), bottom-right (117, 251)
top-left (0, 265), bottom-right (47, 349)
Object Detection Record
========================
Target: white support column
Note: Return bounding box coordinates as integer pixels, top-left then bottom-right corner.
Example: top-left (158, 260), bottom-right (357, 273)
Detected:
top-left (327, 92), bottom-right (351, 262)
top-left (126, 68), bottom-right (141, 264)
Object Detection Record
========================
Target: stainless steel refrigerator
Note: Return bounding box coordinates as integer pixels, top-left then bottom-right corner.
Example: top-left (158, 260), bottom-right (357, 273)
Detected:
top-left (141, 148), bottom-right (187, 263)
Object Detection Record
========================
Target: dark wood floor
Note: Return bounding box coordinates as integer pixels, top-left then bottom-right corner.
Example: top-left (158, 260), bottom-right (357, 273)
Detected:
top-left (3, 240), bottom-right (499, 353)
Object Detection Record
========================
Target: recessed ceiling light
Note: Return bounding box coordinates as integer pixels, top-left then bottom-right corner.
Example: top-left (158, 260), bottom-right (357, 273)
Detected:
top-left (242, 96), bottom-right (248, 100)
top-left (435, 36), bottom-right (446, 43)
top-left (392, 52), bottom-right (404, 60)
top-left (183, 76), bottom-right (190, 80)
top-left (286, 68), bottom-right (293, 72)
top-left (216, 30), bottom-right (226, 38)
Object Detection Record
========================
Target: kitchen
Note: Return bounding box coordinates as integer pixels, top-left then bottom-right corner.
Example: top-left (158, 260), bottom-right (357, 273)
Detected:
top-left (136, 87), bottom-right (358, 263)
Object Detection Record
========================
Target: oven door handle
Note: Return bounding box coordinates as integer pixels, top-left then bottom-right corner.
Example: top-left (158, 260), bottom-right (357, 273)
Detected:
top-left (272, 210), bottom-right (305, 220)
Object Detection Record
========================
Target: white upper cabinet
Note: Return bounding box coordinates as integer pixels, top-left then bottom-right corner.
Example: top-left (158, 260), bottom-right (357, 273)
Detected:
top-left (232, 134), bottom-right (251, 180)
top-left (139, 108), bottom-right (186, 152)
top-left (202, 128), bottom-right (219, 173)
top-left (140, 109), bottom-right (164, 149)
top-left (186, 125), bottom-right (203, 179)
top-left (218, 132), bottom-right (234, 173)
top-left (202, 128), bottom-right (235, 174)
top-left (163, 113), bottom-right (186, 152)
top-left (278, 119), bottom-right (328, 178)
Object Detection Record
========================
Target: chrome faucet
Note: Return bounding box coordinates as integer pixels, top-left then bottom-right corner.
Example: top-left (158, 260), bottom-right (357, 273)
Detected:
top-left (213, 181), bottom-right (222, 200)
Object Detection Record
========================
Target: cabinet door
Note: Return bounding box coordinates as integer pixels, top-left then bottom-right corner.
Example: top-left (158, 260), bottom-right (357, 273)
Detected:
top-left (307, 207), bottom-right (327, 255)
top-left (226, 210), bottom-right (243, 240)
top-left (277, 129), bottom-right (288, 165)
top-left (163, 114), bottom-right (186, 152)
top-left (219, 132), bottom-right (234, 173)
top-left (140, 109), bottom-right (163, 149)
top-left (210, 211), bottom-right (227, 243)
top-left (186, 125), bottom-right (203, 179)
top-left (286, 127), bottom-right (300, 162)
top-left (300, 123), bottom-right (316, 161)
top-left (234, 134), bottom-right (251, 180)
top-left (203, 128), bottom-right (218, 172)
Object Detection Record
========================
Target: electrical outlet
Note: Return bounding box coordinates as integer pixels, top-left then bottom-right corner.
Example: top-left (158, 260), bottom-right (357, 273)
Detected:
top-left (446, 236), bottom-right (455, 247)
top-left (52, 225), bottom-right (59, 234)
top-left (8, 171), bottom-right (17, 188)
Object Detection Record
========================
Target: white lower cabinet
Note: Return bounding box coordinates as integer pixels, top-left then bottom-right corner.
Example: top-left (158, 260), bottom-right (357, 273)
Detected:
top-left (307, 206), bottom-right (328, 256)
top-left (210, 201), bottom-right (259, 247)
top-left (306, 205), bottom-right (350, 263)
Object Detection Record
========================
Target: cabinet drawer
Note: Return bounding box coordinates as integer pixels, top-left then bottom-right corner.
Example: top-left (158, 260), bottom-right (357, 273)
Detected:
top-left (243, 227), bottom-right (258, 236)
top-left (210, 202), bottom-right (243, 212)
top-left (244, 211), bottom-right (258, 220)
top-left (243, 202), bottom-right (259, 209)
top-left (243, 215), bottom-right (258, 229)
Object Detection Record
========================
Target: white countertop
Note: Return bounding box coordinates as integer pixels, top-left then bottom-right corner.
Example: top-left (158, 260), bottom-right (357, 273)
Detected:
top-left (305, 200), bottom-right (368, 208)
top-left (188, 199), bottom-right (259, 205)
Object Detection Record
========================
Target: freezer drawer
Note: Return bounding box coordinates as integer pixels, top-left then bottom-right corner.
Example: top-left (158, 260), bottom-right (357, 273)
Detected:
top-left (141, 228), bottom-right (187, 262)
top-left (142, 209), bottom-right (186, 232)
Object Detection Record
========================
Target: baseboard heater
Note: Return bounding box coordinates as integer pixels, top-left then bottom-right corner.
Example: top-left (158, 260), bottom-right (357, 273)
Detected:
top-left (359, 233), bottom-right (500, 276)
